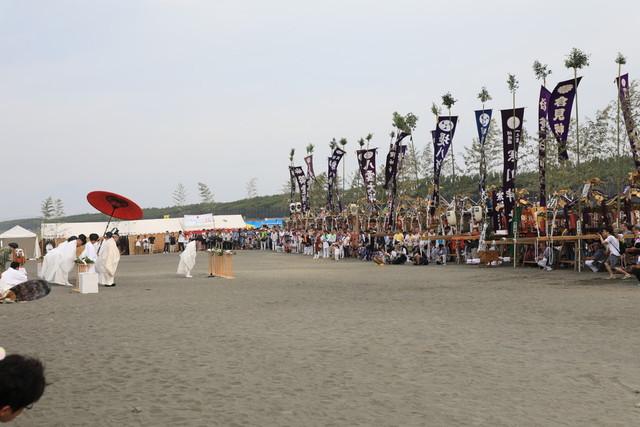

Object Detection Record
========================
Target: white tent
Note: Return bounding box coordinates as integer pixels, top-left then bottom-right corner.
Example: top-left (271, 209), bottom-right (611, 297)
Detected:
top-left (40, 215), bottom-right (247, 239)
top-left (41, 218), bottom-right (185, 239)
top-left (212, 215), bottom-right (246, 230)
top-left (0, 225), bottom-right (41, 259)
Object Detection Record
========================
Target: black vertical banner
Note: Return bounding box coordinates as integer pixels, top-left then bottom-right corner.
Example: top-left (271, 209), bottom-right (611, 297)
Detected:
top-left (615, 73), bottom-right (640, 171)
top-left (475, 109), bottom-right (492, 203)
top-left (501, 107), bottom-right (525, 234)
top-left (548, 77), bottom-right (581, 162)
top-left (430, 116), bottom-right (458, 215)
top-left (538, 86), bottom-right (551, 207)
top-left (288, 166), bottom-right (296, 205)
top-left (384, 132), bottom-right (410, 229)
top-left (326, 148), bottom-right (345, 211)
top-left (357, 148), bottom-right (377, 204)
top-left (292, 166), bottom-right (308, 212)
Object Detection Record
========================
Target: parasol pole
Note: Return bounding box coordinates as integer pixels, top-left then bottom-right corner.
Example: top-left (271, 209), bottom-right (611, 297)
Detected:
top-left (97, 206), bottom-right (117, 255)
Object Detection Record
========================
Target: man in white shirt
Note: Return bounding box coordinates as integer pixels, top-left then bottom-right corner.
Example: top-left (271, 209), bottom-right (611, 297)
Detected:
top-left (0, 262), bottom-right (28, 300)
top-left (599, 228), bottom-right (631, 280)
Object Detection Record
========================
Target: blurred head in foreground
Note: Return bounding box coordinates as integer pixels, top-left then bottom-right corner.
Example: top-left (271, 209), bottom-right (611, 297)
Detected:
top-left (0, 354), bottom-right (46, 422)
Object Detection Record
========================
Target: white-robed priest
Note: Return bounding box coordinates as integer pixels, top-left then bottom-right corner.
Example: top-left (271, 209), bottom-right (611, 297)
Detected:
top-left (0, 261), bottom-right (28, 300)
top-left (80, 233), bottom-right (100, 273)
top-left (40, 235), bottom-right (87, 286)
top-left (96, 231), bottom-right (121, 287)
top-left (177, 240), bottom-right (197, 278)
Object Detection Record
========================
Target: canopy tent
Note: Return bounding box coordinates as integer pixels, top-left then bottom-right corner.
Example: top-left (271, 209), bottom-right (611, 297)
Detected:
top-left (41, 215), bottom-right (248, 239)
top-left (0, 225), bottom-right (41, 259)
top-left (212, 215), bottom-right (247, 230)
top-left (41, 218), bottom-right (184, 239)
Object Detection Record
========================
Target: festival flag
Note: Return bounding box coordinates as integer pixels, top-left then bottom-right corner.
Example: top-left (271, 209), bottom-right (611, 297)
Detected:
top-left (357, 148), bottom-right (377, 204)
top-left (288, 166), bottom-right (296, 205)
top-left (291, 166), bottom-right (309, 212)
top-left (430, 116), bottom-right (458, 214)
top-left (382, 132), bottom-right (410, 229)
top-left (548, 77), bottom-right (581, 162)
top-left (490, 189), bottom-right (500, 232)
top-left (383, 132), bottom-right (410, 190)
top-left (501, 107), bottom-right (525, 233)
top-left (304, 155), bottom-right (315, 179)
top-left (475, 109), bottom-right (492, 202)
top-left (326, 148), bottom-right (346, 211)
top-left (615, 73), bottom-right (640, 170)
top-left (538, 86), bottom-right (552, 207)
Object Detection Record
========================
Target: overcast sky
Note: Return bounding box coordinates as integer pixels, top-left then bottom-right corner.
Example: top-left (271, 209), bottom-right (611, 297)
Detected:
top-left (1, 0), bottom-right (637, 220)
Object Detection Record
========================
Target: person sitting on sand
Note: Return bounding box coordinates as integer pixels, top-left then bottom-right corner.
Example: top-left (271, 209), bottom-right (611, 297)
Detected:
top-left (0, 262), bottom-right (28, 302)
top-left (0, 354), bottom-right (46, 423)
top-left (585, 242), bottom-right (606, 273)
top-left (389, 245), bottom-right (408, 265)
top-left (536, 244), bottom-right (553, 271)
top-left (434, 244), bottom-right (448, 265)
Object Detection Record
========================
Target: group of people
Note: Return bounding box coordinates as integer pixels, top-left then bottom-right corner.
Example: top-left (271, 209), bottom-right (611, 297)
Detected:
top-left (40, 231), bottom-right (121, 287)
top-left (0, 231), bottom-right (122, 302)
top-left (252, 225), bottom-right (640, 282)
top-left (253, 226), bottom-right (472, 266)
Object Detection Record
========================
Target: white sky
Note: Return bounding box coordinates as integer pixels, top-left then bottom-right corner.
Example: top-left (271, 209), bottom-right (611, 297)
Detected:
top-left (1, 0), bottom-right (638, 219)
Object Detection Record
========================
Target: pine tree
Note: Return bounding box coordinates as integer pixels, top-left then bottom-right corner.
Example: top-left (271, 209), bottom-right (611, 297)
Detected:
top-left (41, 197), bottom-right (55, 220)
top-left (246, 178), bottom-right (258, 199)
top-left (197, 182), bottom-right (214, 204)
top-left (173, 183), bottom-right (187, 206)
top-left (54, 199), bottom-right (65, 218)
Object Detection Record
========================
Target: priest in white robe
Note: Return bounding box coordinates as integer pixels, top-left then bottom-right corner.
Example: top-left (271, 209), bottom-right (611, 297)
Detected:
top-left (80, 233), bottom-right (99, 273)
top-left (96, 232), bottom-right (121, 287)
top-left (0, 262), bottom-right (28, 299)
top-left (40, 235), bottom-right (86, 286)
top-left (177, 240), bottom-right (197, 278)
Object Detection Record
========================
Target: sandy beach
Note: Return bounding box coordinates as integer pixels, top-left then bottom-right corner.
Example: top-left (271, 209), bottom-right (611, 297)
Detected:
top-left (3, 252), bottom-right (640, 426)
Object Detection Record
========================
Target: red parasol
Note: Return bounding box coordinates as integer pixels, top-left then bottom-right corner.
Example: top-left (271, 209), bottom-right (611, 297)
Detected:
top-left (87, 191), bottom-right (143, 220)
top-left (87, 191), bottom-right (143, 252)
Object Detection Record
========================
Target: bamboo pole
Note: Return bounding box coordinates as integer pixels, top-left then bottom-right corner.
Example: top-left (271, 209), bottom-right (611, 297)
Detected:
top-left (616, 62), bottom-right (622, 228)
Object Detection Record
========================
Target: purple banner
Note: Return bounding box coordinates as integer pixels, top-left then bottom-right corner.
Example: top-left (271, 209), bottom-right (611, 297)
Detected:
top-left (430, 116), bottom-right (458, 214)
top-left (615, 73), bottom-right (640, 170)
top-left (475, 109), bottom-right (492, 203)
top-left (538, 86), bottom-right (552, 207)
top-left (501, 107), bottom-right (525, 233)
top-left (357, 148), bottom-right (377, 204)
top-left (548, 77), bottom-right (581, 162)
top-left (326, 148), bottom-right (345, 212)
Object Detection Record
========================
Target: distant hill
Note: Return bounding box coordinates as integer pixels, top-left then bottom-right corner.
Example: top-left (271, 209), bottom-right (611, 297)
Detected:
top-left (0, 194), bottom-right (290, 234)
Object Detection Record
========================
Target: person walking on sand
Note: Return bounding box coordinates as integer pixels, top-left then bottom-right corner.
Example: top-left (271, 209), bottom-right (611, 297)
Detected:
top-left (177, 240), bottom-right (197, 278)
top-left (599, 228), bottom-right (631, 280)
